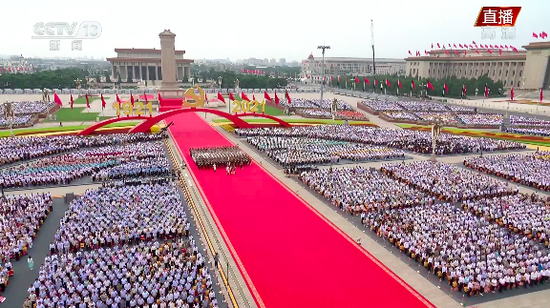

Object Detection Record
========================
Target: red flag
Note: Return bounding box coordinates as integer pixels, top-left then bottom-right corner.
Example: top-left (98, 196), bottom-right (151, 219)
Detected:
top-left (205, 93), bottom-right (208, 103)
top-left (355, 76), bottom-right (360, 84)
top-left (70, 94), bottom-right (74, 109)
top-left (398, 79), bottom-right (402, 89)
top-left (337, 75), bottom-right (341, 85)
top-left (533, 32), bottom-right (539, 38)
top-left (101, 94), bottom-right (106, 109)
top-left (427, 80), bottom-right (434, 90)
top-left (462, 83), bottom-right (467, 96)
top-left (374, 79), bottom-right (378, 86)
top-left (499, 49), bottom-right (502, 55)
top-left (241, 92), bottom-right (250, 101)
top-left (385, 79), bottom-right (391, 87)
top-left (217, 92), bottom-right (226, 104)
top-left (464, 50), bottom-right (467, 56)
top-left (157, 93), bottom-right (162, 104)
top-left (130, 94), bottom-right (135, 107)
top-left (444, 50), bottom-right (449, 55)
top-left (285, 90), bottom-right (291, 104)
top-left (437, 43), bottom-right (440, 48)
top-left (117, 94), bottom-right (122, 105)
top-left (472, 41), bottom-right (477, 45)
top-left (453, 44), bottom-right (457, 48)
top-left (459, 44), bottom-right (463, 48)
top-left (485, 83), bottom-right (489, 98)
top-left (475, 49), bottom-right (480, 54)
top-left (454, 50), bottom-right (459, 55)
top-left (541, 88), bottom-right (545, 102)
top-left (53, 92), bottom-right (62, 106)
top-left (542, 31), bottom-right (548, 38)
top-left (444, 82), bottom-right (448, 94)
top-left (364, 77), bottom-right (370, 85)
top-left (85, 94), bottom-right (90, 108)
top-left (229, 92), bottom-right (235, 101)
top-left (330, 76), bottom-right (333, 83)
top-left (144, 92), bottom-right (148, 105)
top-left (489, 45), bottom-right (494, 49)
top-left (408, 50), bottom-right (412, 56)
top-left (411, 80), bottom-right (416, 90)
top-left (274, 91), bottom-right (280, 105)
top-left (511, 87), bottom-right (514, 100)
top-left (252, 93), bottom-right (256, 101)
top-left (431, 43), bottom-right (433, 48)
top-left (487, 49), bottom-right (492, 54)
top-left (264, 91), bottom-right (272, 102)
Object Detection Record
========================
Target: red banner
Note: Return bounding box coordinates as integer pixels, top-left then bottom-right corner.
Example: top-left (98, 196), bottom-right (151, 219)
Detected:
top-left (474, 7), bottom-right (521, 27)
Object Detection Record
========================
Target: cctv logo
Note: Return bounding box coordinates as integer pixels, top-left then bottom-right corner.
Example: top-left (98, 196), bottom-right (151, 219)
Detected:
top-left (32, 21), bottom-right (102, 40)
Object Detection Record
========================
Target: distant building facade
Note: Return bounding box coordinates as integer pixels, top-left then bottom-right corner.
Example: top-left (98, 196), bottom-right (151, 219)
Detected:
top-left (106, 48), bottom-right (193, 83)
top-left (404, 41), bottom-right (550, 90)
top-left (301, 54), bottom-right (406, 79)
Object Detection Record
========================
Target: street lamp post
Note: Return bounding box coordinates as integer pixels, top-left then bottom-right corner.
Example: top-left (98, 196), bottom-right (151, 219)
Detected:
top-left (318, 45), bottom-right (330, 103)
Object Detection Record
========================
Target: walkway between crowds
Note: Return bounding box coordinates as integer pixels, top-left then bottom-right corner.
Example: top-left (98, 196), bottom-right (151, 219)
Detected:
top-left (168, 112), bottom-right (433, 308)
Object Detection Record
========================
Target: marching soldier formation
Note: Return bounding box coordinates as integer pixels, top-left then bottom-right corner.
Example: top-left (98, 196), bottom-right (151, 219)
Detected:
top-left (190, 146), bottom-right (251, 170)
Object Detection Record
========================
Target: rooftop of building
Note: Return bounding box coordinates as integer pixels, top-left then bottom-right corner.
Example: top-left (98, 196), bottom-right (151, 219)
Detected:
top-left (114, 48), bottom-right (186, 55)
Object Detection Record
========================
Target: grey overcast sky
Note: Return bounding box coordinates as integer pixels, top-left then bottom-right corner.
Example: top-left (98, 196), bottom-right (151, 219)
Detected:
top-left (0, 0), bottom-right (547, 61)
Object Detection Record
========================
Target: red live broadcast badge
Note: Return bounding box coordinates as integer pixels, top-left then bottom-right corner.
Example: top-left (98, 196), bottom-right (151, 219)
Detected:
top-left (474, 7), bottom-right (521, 27)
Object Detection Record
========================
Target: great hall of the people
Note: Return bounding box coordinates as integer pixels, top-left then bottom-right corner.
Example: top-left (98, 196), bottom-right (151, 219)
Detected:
top-left (405, 41), bottom-right (550, 90)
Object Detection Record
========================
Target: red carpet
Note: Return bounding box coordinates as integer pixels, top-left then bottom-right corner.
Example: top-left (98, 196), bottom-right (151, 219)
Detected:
top-left (169, 112), bottom-right (433, 308)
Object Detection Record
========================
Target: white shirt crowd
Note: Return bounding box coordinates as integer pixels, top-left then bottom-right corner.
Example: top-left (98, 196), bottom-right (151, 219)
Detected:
top-left (0, 141), bottom-right (171, 188)
top-left (52, 183), bottom-right (190, 253)
top-left (464, 152), bottom-right (550, 191)
top-left (381, 161), bottom-right (517, 202)
top-left (300, 166), bottom-right (433, 212)
top-left (457, 113), bottom-right (504, 126)
top-left (0, 133), bottom-right (165, 166)
top-left (247, 136), bottom-right (404, 166)
top-left (235, 126), bottom-right (525, 155)
top-left (278, 98), bottom-right (354, 110)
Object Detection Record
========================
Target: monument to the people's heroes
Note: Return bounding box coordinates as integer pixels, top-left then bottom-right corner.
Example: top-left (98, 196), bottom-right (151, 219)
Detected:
top-left (158, 29), bottom-right (186, 98)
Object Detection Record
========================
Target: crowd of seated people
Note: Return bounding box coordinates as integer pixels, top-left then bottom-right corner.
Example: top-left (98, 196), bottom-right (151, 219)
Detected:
top-left (52, 182), bottom-right (190, 253)
top-left (0, 133), bottom-right (165, 166)
top-left (247, 136), bottom-right (405, 167)
top-left (0, 141), bottom-right (169, 189)
top-left (363, 202), bottom-right (550, 295)
top-left (8, 101), bottom-right (54, 116)
top-left (235, 126), bottom-right (525, 155)
top-left (278, 98), bottom-right (354, 110)
top-left (381, 161), bottom-right (517, 202)
top-left (381, 111), bottom-right (419, 121)
top-left (358, 100), bottom-right (404, 112)
top-left (0, 115), bottom-right (35, 128)
top-left (300, 166), bottom-right (433, 212)
top-left (296, 109), bottom-right (369, 120)
top-left (295, 109), bottom-right (332, 118)
top-left (27, 181), bottom-right (219, 308)
top-left (510, 115), bottom-right (550, 128)
top-left (335, 110), bottom-right (369, 120)
top-left (503, 127), bottom-right (550, 137)
top-left (446, 105), bottom-right (476, 113)
top-left (464, 152), bottom-right (550, 192)
top-left (414, 112), bottom-right (460, 125)
top-left (457, 113), bottom-right (504, 126)
top-left (463, 194), bottom-right (550, 246)
top-left (395, 101), bottom-right (449, 112)
top-left (0, 193), bottom-right (53, 293)
top-left (190, 146), bottom-right (251, 169)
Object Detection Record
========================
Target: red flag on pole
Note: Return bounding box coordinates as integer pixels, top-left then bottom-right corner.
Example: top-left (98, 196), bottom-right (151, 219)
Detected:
top-left (117, 94), bottom-right (122, 106)
top-left (385, 79), bottom-right (391, 87)
top-left (485, 83), bottom-right (489, 98)
top-left (85, 94), bottom-right (90, 108)
top-left (157, 93), bottom-right (162, 104)
top-left (462, 83), bottom-right (467, 97)
top-left (205, 93), bottom-right (208, 103)
top-left (408, 50), bottom-right (412, 56)
top-left (374, 79), bottom-right (378, 86)
top-left (130, 94), bottom-right (135, 107)
top-left (53, 92), bottom-right (62, 106)
top-left (264, 91), bottom-right (272, 102)
top-left (217, 92), bottom-right (226, 104)
top-left (398, 79), bottom-right (402, 89)
top-left (229, 92), bottom-right (235, 101)
top-left (274, 91), bottom-right (280, 105)
top-left (241, 92), bottom-right (250, 101)
top-left (511, 87), bottom-right (514, 100)
top-left (427, 80), bottom-right (434, 90)
top-left (431, 43), bottom-right (433, 48)
top-left (411, 80), bottom-right (416, 90)
top-left (541, 88), bottom-right (545, 102)
top-left (444, 82), bottom-right (448, 94)
top-left (355, 76), bottom-right (360, 84)
top-left (70, 94), bottom-right (74, 109)
top-left (144, 92), bottom-right (148, 105)
top-left (285, 90), bottom-right (291, 104)
top-left (252, 93), bottom-right (256, 101)
top-left (364, 77), bottom-right (370, 85)
top-left (101, 94), bottom-right (106, 109)
top-left (533, 32), bottom-right (539, 38)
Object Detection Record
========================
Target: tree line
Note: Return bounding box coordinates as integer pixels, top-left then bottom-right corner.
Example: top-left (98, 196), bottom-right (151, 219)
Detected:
top-left (1, 68), bottom-right (89, 89)
top-left (195, 68), bottom-right (289, 89)
top-left (326, 75), bottom-right (506, 98)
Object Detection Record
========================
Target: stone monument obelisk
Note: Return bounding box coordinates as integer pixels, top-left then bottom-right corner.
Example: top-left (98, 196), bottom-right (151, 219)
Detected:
top-left (158, 29), bottom-right (184, 98)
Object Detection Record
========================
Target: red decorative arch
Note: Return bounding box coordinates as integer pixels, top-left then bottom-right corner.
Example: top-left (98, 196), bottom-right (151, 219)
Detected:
top-left (129, 108), bottom-right (252, 133)
top-left (78, 116), bottom-right (150, 136)
top-left (234, 113), bottom-right (292, 127)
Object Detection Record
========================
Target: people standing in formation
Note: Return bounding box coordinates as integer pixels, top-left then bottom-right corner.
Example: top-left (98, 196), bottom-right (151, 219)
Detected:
top-left (190, 146), bottom-right (251, 170)
top-left (0, 193), bottom-right (53, 293)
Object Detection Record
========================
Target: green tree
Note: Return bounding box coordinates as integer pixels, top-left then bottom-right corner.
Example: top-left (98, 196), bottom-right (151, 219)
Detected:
top-left (0, 68), bottom-right (89, 89)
